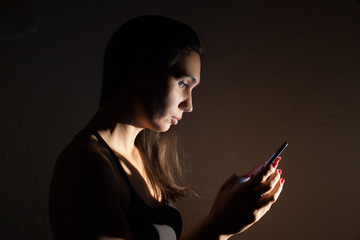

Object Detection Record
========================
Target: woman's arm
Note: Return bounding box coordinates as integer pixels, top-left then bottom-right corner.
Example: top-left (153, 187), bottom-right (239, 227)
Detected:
top-left (179, 213), bottom-right (228, 240)
top-left (180, 158), bottom-right (284, 240)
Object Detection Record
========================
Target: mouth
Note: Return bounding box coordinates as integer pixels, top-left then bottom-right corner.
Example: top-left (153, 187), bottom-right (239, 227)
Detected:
top-left (171, 116), bottom-right (181, 125)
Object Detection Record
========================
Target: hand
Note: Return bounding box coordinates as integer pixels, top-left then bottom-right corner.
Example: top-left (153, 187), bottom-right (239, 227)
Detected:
top-left (207, 158), bottom-right (285, 238)
top-left (245, 161), bottom-right (267, 176)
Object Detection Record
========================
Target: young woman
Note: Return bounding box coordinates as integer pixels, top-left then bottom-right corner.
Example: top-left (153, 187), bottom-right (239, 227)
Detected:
top-left (49, 15), bottom-right (284, 240)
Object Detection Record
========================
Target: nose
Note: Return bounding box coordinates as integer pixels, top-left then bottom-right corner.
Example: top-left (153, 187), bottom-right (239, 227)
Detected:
top-left (179, 94), bottom-right (193, 112)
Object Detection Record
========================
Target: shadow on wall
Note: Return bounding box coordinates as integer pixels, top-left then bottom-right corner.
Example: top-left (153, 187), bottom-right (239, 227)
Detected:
top-left (0, 0), bottom-right (36, 36)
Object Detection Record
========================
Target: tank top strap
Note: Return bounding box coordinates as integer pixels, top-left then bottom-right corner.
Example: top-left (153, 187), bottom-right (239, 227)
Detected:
top-left (77, 129), bottom-right (182, 239)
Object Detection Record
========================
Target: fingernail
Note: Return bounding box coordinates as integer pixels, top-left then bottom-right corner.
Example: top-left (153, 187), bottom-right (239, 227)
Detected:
top-left (272, 161), bottom-right (278, 168)
top-left (281, 178), bottom-right (285, 184)
top-left (242, 174), bottom-right (251, 178)
top-left (278, 169), bottom-right (282, 175)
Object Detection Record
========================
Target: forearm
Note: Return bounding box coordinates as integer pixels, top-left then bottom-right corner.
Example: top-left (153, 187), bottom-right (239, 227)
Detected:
top-left (179, 214), bottom-right (230, 240)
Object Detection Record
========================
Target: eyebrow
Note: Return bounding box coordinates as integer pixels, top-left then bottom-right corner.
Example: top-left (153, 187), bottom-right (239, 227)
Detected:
top-left (184, 75), bottom-right (198, 84)
top-left (168, 68), bottom-right (200, 85)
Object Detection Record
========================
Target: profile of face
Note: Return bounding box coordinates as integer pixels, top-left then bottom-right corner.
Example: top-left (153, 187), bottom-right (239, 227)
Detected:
top-left (136, 52), bottom-right (201, 132)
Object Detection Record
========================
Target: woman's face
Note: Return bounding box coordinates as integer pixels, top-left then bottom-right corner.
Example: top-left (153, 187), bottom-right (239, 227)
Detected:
top-left (137, 52), bottom-right (201, 132)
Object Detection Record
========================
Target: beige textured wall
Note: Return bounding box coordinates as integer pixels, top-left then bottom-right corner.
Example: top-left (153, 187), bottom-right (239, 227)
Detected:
top-left (1, 0), bottom-right (359, 239)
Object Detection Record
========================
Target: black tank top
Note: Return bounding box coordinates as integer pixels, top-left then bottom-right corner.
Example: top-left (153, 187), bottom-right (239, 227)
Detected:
top-left (82, 129), bottom-right (182, 240)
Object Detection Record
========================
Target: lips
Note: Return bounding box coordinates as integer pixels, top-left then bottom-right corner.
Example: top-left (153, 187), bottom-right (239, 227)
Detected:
top-left (171, 116), bottom-right (181, 125)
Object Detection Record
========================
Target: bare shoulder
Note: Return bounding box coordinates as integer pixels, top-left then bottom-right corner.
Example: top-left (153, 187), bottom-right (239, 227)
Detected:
top-left (49, 132), bottom-right (131, 239)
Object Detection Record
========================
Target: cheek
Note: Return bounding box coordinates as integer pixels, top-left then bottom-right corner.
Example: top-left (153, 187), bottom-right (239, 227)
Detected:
top-left (148, 80), bottom-right (182, 119)
top-left (166, 88), bottom-right (183, 110)
top-left (158, 82), bottom-right (180, 114)
top-left (157, 94), bottom-right (178, 118)
top-left (140, 84), bottom-right (169, 117)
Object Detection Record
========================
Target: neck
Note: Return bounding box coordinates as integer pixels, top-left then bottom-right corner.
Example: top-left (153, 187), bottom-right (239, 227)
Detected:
top-left (85, 94), bottom-right (143, 158)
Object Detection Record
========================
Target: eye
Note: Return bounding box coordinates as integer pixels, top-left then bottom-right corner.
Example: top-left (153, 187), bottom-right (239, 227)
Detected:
top-left (178, 81), bottom-right (189, 89)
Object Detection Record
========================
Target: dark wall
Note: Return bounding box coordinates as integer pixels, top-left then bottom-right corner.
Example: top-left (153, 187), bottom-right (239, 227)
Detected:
top-left (1, 0), bottom-right (359, 239)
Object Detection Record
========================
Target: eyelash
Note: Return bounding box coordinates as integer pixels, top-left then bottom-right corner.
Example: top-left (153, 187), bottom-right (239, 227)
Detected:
top-left (179, 81), bottom-right (189, 88)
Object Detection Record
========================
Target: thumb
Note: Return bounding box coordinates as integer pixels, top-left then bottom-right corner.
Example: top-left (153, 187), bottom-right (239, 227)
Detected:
top-left (221, 174), bottom-right (238, 191)
top-left (245, 162), bottom-right (266, 176)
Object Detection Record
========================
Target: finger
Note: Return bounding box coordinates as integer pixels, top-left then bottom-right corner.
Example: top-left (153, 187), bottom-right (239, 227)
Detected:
top-left (245, 161), bottom-right (266, 176)
top-left (230, 174), bottom-right (253, 192)
top-left (264, 157), bottom-right (281, 182)
top-left (272, 156), bottom-right (281, 168)
top-left (257, 177), bottom-right (285, 208)
top-left (234, 174), bottom-right (251, 184)
top-left (250, 157), bottom-right (280, 187)
top-left (254, 169), bottom-right (282, 197)
top-left (271, 178), bottom-right (285, 202)
top-left (221, 174), bottom-right (238, 191)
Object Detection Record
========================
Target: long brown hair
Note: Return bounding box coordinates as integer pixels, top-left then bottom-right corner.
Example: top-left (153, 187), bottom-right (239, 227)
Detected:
top-left (136, 128), bottom-right (188, 202)
top-left (101, 15), bottom-right (203, 202)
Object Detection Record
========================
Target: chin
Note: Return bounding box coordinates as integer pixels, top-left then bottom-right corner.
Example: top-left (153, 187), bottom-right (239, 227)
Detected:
top-left (147, 122), bottom-right (171, 133)
top-left (157, 125), bottom-right (171, 132)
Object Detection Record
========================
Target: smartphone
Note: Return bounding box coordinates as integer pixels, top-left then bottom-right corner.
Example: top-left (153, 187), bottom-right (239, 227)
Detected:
top-left (265, 142), bottom-right (288, 166)
top-left (234, 142), bottom-right (288, 185)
